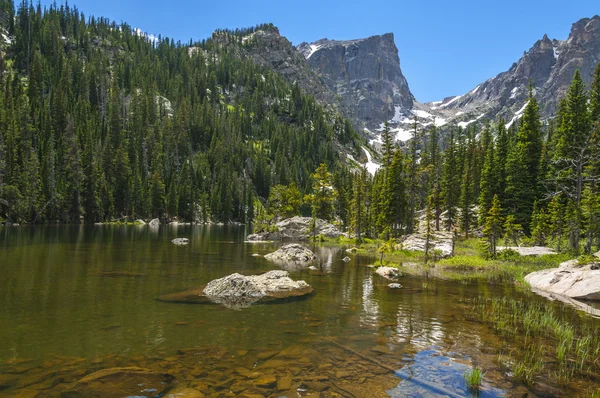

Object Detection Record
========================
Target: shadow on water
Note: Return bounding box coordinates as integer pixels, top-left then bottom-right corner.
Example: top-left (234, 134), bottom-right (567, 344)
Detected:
top-left (0, 225), bottom-right (597, 396)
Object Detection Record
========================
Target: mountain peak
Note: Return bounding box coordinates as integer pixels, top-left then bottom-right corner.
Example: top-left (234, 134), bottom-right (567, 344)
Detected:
top-left (297, 32), bottom-right (413, 132)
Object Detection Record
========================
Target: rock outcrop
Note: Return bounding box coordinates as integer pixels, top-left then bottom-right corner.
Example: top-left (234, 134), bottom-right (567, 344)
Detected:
top-left (157, 270), bottom-right (313, 310)
top-left (60, 367), bottom-right (174, 398)
top-left (149, 218), bottom-right (160, 227)
top-left (398, 231), bottom-right (454, 258)
top-left (298, 33), bottom-right (414, 132)
top-left (525, 258), bottom-right (600, 301)
top-left (264, 244), bottom-right (317, 265)
top-left (171, 238), bottom-right (189, 245)
top-left (420, 15), bottom-right (600, 134)
top-left (497, 246), bottom-right (556, 256)
top-left (247, 216), bottom-right (342, 241)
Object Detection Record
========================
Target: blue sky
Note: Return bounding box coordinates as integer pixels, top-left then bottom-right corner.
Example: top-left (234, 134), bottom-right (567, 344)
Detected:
top-left (43, 0), bottom-right (599, 102)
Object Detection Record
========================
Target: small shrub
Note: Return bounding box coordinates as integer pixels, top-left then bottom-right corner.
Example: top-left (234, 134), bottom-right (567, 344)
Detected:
top-left (498, 248), bottom-right (521, 261)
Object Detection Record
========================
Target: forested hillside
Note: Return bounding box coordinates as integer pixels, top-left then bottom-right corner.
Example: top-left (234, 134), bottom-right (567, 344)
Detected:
top-left (340, 70), bottom-right (600, 255)
top-left (0, 1), bottom-right (362, 224)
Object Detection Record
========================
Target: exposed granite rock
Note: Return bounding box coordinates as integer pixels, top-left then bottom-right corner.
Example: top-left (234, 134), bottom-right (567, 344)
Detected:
top-left (264, 244), bottom-right (317, 264)
top-left (247, 217), bottom-right (342, 241)
top-left (149, 218), bottom-right (160, 227)
top-left (388, 283), bottom-right (402, 289)
top-left (157, 270), bottom-right (313, 309)
top-left (422, 15), bottom-right (600, 133)
top-left (134, 219), bottom-right (146, 225)
top-left (497, 246), bottom-right (556, 256)
top-left (525, 258), bottom-right (600, 301)
top-left (375, 266), bottom-right (400, 280)
top-left (60, 367), bottom-right (175, 398)
top-left (398, 231), bottom-right (454, 258)
top-left (172, 238), bottom-right (189, 245)
top-left (298, 33), bottom-right (413, 131)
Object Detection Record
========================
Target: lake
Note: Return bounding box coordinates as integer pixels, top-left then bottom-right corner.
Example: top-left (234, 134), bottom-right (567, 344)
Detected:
top-left (0, 225), bottom-right (598, 397)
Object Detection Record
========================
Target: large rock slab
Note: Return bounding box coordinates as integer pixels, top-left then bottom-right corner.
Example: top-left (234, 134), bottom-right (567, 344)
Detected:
top-left (525, 259), bottom-right (600, 301)
top-left (60, 367), bottom-right (174, 398)
top-left (264, 244), bottom-right (317, 266)
top-left (498, 246), bottom-right (556, 256)
top-left (149, 218), bottom-right (160, 227)
top-left (157, 270), bottom-right (313, 309)
top-left (398, 231), bottom-right (453, 258)
top-left (247, 216), bottom-right (341, 241)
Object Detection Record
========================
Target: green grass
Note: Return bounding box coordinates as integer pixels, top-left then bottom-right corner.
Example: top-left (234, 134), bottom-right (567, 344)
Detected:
top-left (463, 366), bottom-right (485, 390)
top-left (468, 296), bottom-right (600, 388)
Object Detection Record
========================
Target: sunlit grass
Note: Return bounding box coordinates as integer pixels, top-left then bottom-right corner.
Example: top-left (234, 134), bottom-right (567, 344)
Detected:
top-left (463, 366), bottom-right (485, 390)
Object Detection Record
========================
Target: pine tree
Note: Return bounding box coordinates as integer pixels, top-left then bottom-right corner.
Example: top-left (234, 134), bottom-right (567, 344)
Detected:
top-left (441, 128), bottom-right (458, 231)
top-left (550, 70), bottom-right (597, 252)
top-left (380, 121), bottom-right (393, 169)
top-left (349, 167), bottom-right (368, 242)
top-left (530, 201), bottom-right (549, 246)
top-left (459, 128), bottom-right (476, 238)
top-left (581, 185), bottom-right (600, 254)
top-left (478, 122), bottom-right (495, 225)
top-left (547, 194), bottom-right (565, 252)
top-left (483, 194), bottom-right (503, 258)
top-left (503, 214), bottom-right (523, 247)
top-left (306, 163), bottom-right (337, 222)
top-left (505, 86), bottom-right (543, 231)
top-left (384, 150), bottom-right (407, 237)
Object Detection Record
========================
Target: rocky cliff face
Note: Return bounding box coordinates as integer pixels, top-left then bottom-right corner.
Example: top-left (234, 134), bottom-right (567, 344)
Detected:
top-left (297, 33), bottom-right (414, 131)
top-left (203, 16), bottom-right (600, 148)
top-left (424, 15), bottom-right (600, 131)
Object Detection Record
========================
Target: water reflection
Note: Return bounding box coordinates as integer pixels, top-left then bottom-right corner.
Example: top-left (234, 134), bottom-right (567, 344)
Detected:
top-left (0, 225), bottom-right (595, 396)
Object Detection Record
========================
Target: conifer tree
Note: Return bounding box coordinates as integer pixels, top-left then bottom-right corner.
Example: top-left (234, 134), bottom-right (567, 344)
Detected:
top-left (441, 128), bottom-right (458, 231)
top-left (350, 167), bottom-right (368, 242)
top-left (505, 86), bottom-right (543, 231)
top-left (483, 194), bottom-right (503, 258)
top-left (306, 163), bottom-right (337, 222)
top-left (478, 122), bottom-right (495, 225)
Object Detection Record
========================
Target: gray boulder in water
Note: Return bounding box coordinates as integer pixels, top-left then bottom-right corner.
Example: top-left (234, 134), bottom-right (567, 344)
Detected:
top-left (264, 244), bottom-right (317, 265)
top-left (157, 270), bottom-right (313, 310)
top-left (375, 266), bottom-right (401, 280)
top-left (171, 238), bottom-right (189, 245)
top-left (149, 218), bottom-right (160, 227)
top-left (525, 258), bottom-right (600, 301)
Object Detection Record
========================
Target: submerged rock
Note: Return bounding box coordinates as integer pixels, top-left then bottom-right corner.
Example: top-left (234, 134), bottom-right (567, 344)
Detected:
top-left (388, 283), bottom-right (402, 289)
top-left (342, 256), bottom-right (351, 262)
top-left (525, 258), bottom-right (600, 301)
top-left (149, 218), bottom-right (160, 227)
top-left (157, 270), bottom-right (313, 309)
top-left (60, 367), bottom-right (174, 398)
top-left (375, 266), bottom-right (400, 280)
top-left (172, 238), bottom-right (189, 245)
top-left (399, 231), bottom-right (453, 258)
top-left (264, 244), bottom-right (317, 265)
top-left (247, 216), bottom-right (342, 241)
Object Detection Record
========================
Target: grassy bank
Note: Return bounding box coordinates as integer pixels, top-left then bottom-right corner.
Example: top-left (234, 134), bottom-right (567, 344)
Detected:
top-left (320, 236), bottom-right (571, 284)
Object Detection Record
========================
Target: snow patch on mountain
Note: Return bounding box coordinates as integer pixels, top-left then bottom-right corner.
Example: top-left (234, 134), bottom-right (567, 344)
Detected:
top-left (506, 101), bottom-right (529, 128)
top-left (306, 44), bottom-right (322, 59)
top-left (362, 147), bottom-right (380, 176)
